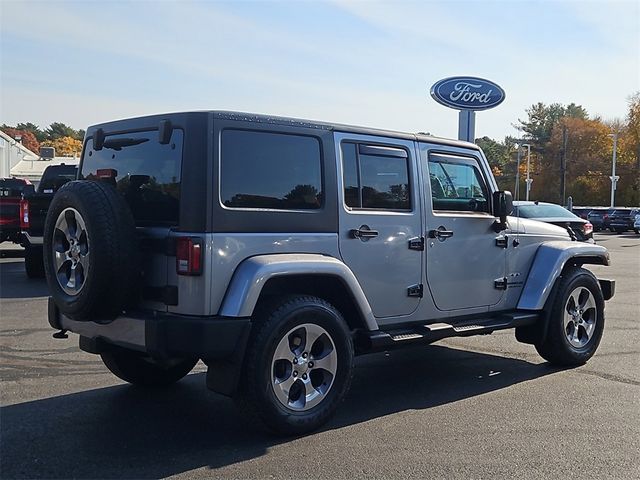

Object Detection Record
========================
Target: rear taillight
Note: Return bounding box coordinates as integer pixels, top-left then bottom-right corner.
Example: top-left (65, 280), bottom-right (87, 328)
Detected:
top-left (583, 222), bottom-right (593, 235)
top-left (176, 237), bottom-right (202, 276)
top-left (19, 199), bottom-right (29, 229)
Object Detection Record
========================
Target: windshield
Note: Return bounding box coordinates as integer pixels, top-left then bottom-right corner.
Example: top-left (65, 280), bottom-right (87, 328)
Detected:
top-left (515, 203), bottom-right (578, 219)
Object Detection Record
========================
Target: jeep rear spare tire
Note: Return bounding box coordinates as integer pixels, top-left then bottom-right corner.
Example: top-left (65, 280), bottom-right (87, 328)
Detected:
top-left (43, 180), bottom-right (138, 321)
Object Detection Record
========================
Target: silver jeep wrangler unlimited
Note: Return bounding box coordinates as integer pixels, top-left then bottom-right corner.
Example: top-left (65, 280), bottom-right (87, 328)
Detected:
top-left (44, 111), bottom-right (614, 435)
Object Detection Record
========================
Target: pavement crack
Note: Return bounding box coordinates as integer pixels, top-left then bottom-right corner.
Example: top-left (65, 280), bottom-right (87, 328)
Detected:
top-left (575, 369), bottom-right (640, 387)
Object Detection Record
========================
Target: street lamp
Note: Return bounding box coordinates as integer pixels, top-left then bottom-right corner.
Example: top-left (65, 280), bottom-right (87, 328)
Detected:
top-left (608, 133), bottom-right (619, 207)
top-left (522, 143), bottom-right (532, 201)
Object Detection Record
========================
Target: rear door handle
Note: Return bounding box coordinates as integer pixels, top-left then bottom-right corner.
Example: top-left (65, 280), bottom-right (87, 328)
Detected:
top-left (351, 225), bottom-right (379, 240)
top-left (428, 226), bottom-right (454, 241)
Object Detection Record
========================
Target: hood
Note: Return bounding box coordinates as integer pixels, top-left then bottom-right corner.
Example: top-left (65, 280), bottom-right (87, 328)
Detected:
top-left (527, 216), bottom-right (586, 225)
top-left (507, 216), bottom-right (571, 239)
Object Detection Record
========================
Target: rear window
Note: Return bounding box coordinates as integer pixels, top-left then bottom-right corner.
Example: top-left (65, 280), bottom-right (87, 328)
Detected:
top-left (37, 165), bottom-right (77, 194)
top-left (81, 130), bottom-right (183, 226)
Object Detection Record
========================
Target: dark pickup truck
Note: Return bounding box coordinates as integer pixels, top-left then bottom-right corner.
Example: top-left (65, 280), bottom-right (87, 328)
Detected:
top-left (21, 164), bottom-right (78, 277)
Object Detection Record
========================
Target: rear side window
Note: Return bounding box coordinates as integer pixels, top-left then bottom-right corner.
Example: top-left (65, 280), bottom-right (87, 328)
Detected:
top-left (81, 130), bottom-right (183, 226)
top-left (341, 142), bottom-right (411, 210)
top-left (221, 130), bottom-right (322, 210)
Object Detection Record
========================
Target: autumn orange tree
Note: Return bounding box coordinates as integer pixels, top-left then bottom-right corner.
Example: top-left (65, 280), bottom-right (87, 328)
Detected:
top-left (509, 96), bottom-right (640, 206)
top-left (40, 136), bottom-right (83, 157)
top-left (0, 127), bottom-right (40, 154)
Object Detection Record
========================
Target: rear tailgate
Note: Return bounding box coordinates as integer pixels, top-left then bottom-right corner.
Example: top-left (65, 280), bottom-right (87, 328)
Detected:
top-left (23, 193), bottom-right (52, 238)
top-left (0, 198), bottom-right (20, 227)
top-left (80, 128), bottom-right (185, 313)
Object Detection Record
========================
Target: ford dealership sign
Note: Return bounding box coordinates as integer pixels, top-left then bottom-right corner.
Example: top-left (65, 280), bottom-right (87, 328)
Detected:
top-left (430, 76), bottom-right (505, 111)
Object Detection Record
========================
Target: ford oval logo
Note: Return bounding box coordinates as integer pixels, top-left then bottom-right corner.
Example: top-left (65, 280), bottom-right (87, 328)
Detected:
top-left (430, 76), bottom-right (505, 111)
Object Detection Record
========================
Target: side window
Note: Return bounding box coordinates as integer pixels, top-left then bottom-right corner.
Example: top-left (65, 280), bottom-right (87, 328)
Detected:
top-left (341, 142), bottom-right (411, 211)
top-left (221, 130), bottom-right (322, 210)
top-left (428, 156), bottom-right (489, 213)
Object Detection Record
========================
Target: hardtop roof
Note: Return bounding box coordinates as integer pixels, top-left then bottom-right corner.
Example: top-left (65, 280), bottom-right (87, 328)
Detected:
top-left (86, 110), bottom-right (480, 151)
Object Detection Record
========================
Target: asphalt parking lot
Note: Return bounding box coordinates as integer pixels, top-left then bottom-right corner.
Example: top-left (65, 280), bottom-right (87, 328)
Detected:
top-left (1, 232), bottom-right (638, 479)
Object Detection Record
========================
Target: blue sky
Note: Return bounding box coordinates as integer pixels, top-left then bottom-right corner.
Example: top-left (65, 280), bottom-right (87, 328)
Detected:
top-left (1, 0), bottom-right (638, 141)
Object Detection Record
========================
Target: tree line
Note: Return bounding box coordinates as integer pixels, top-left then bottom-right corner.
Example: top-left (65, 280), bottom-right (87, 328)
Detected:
top-left (477, 93), bottom-right (640, 207)
top-left (1, 122), bottom-right (84, 157)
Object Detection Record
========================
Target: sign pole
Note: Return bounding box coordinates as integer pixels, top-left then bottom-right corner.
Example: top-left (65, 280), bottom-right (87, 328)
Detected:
top-left (458, 110), bottom-right (476, 142)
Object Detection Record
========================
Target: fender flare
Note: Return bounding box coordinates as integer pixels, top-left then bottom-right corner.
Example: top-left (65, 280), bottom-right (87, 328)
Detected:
top-left (517, 241), bottom-right (610, 311)
top-left (219, 253), bottom-right (378, 331)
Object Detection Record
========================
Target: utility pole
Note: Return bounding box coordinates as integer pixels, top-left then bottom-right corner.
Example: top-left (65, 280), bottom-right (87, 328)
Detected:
top-left (514, 145), bottom-right (521, 200)
top-left (523, 143), bottom-right (532, 200)
top-left (560, 125), bottom-right (568, 206)
top-left (609, 133), bottom-right (619, 207)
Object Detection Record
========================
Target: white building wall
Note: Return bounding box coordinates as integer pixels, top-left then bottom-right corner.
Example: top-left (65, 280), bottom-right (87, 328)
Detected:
top-left (0, 130), bottom-right (38, 178)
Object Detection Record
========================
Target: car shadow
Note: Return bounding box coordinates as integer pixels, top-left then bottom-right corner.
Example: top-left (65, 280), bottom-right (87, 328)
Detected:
top-left (0, 259), bottom-right (49, 299)
top-left (1, 345), bottom-right (561, 479)
top-left (0, 247), bottom-right (25, 259)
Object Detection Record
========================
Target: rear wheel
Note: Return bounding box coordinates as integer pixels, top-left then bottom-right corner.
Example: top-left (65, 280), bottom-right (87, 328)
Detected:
top-left (101, 347), bottom-right (198, 387)
top-left (24, 246), bottom-right (45, 278)
top-left (535, 268), bottom-right (604, 366)
top-left (235, 295), bottom-right (354, 435)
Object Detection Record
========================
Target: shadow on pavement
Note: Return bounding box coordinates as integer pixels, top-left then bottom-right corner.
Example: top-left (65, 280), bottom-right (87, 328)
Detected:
top-left (0, 259), bottom-right (49, 299)
top-left (1, 345), bottom-right (560, 479)
top-left (0, 248), bottom-right (25, 259)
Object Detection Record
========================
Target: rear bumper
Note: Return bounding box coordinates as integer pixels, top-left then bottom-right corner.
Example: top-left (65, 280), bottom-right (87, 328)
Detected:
top-left (48, 298), bottom-right (251, 360)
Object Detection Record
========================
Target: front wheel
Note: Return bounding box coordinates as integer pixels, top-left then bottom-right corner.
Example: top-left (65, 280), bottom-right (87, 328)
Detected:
top-left (235, 295), bottom-right (354, 435)
top-left (101, 347), bottom-right (198, 387)
top-left (535, 268), bottom-right (604, 366)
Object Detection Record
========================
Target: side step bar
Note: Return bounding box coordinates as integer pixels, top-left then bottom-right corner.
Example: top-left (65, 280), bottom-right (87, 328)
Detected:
top-left (356, 312), bottom-right (540, 354)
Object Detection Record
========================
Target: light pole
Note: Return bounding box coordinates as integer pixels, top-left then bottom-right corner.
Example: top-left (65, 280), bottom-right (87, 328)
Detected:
top-left (514, 144), bottom-right (521, 200)
top-left (522, 143), bottom-right (532, 201)
top-left (608, 133), bottom-right (619, 207)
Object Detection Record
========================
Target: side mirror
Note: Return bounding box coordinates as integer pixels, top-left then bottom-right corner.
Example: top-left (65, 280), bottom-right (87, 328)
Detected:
top-left (492, 190), bottom-right (513, 231)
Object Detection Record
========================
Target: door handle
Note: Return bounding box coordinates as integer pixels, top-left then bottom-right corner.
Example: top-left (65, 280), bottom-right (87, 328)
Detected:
top-left (351, 225), bottom-right (379, 240)
top-left (428, 226), bottom-right (454, 241)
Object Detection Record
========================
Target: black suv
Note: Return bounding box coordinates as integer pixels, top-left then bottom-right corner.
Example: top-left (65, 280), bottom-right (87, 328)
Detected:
top-left (608, 208), bottom-right (640, 233)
